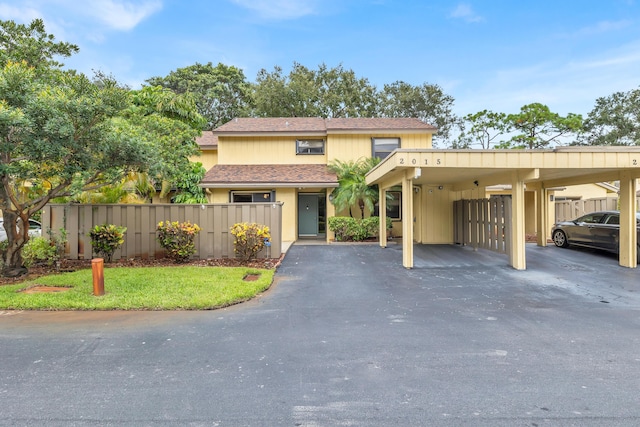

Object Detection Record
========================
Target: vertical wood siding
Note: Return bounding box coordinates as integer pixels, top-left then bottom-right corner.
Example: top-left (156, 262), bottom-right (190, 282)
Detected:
top-left (41, 203), bottom-right (282, 261)
top-left (554, 197), bottom-right (619, 223)
top-left (453, 196), bottom-right (511, 254)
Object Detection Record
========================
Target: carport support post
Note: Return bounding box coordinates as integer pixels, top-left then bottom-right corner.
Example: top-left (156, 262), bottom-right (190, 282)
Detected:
top-left (510, 173), bottom-right (526, 270)
top-left (378, 185), bottom-right (387, 248)
top-left (618, 173), bottom-right (637, 268)
top-left (402, 172), bottom-right (414, 269)
top-left (534, 184), bottom-right (549, 247)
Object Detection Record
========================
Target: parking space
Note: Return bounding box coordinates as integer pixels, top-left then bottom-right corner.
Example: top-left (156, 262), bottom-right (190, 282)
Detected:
top-left (408, 242), bottom-right (640, 307)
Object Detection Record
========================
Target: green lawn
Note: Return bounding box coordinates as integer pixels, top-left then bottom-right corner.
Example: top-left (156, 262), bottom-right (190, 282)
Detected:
top-left (0, 266), bottom-right (274, 310)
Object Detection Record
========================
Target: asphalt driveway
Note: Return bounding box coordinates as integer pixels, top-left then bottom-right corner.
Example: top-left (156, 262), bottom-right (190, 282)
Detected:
top-left (1, 243), bottom-right (640, 426)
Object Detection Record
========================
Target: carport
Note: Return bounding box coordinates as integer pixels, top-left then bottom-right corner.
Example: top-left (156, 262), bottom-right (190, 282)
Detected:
top-left (366, 147), bottom-right (640, 270)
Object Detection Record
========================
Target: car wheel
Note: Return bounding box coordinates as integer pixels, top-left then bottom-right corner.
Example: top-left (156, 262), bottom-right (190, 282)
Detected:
top-left (552, 230), bottom-right (569, 248)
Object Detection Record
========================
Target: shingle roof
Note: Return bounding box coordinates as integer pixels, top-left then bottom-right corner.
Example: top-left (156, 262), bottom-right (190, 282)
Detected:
top-left (325, 117), bottom-right (436, 131)
top-left (201, 164), bottom-right (338, 188)
top-left (196, 131), bottom-right (218, 148)
top-left (214, 118), bottom-right (326, 134)
top-left (213, 117), bottom-right (437, 135)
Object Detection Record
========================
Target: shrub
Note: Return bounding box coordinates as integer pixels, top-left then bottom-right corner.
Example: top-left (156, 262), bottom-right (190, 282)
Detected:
top-left (328, 216), bottom-right (391, 242)
top-left (90, 224), bottom-right (127, 263)
top-left (23, 228), bottom-right (67, 268)
top-left (230, 222), bottom-right (271, 263)
top-left (156, 221), bottom-right (201, 263)
top-left (22, 237), bottom-right (58, 267)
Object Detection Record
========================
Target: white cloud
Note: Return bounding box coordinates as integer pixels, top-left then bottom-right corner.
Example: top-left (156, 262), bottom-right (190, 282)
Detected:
top-left (231, 0), bottom-right (317, 20)
top-left (83, 0), bottom-right (163, 31)
top-left (450, 3), bottom-right (483, 23)
top-left (0, 4), bottom-right (42, 21)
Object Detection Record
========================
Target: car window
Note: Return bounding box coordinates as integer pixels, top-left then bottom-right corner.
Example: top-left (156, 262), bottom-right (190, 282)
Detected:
top-left (578, 213), bottom-right (606, 224)
top-left (605, 215), bottom-right (619, 225)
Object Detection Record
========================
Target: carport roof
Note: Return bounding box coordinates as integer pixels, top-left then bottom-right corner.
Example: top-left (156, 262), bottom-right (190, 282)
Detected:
top-left (366, 147), bottom-right (640, 189)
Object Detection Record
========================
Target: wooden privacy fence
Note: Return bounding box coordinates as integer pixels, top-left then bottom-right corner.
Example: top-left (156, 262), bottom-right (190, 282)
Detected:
top-left (554, 197), bottom-right (618, 223)
top-left (41, 203), bottom-right (282, 261)
top-left (453, 196), bottom-right (512, 255)
top-left (553, 197), bottom-right (640, 223)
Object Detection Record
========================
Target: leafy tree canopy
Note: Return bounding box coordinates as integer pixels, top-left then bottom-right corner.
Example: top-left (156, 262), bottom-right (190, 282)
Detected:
top-left (379, 81), bottom-right (458, 146)
top-left (499, 103), bottom-right (582, 149)
top-left (253, 62), bottom-right (378, 118)
top-left (456, 110), bottom-right (508, 149)
top-left (146, 62), bottom-right (252, 130)
top-left (579, 88), bottom-right (640, 146)
top-left (0, 19), bottom-right (78, 71)
top-left (0, 19), bottom-right (204, 276)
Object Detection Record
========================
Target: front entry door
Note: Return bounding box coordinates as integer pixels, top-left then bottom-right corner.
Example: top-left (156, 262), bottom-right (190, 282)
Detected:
top-left (298, 194), bottom-right (319, 237)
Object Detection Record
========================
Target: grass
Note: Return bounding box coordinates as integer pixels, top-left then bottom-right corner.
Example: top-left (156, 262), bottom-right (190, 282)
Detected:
top-left (0, 266), bottom-right (274, 310)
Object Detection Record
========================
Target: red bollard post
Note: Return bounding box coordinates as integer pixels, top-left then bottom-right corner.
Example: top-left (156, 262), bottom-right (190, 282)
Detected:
top-left (92, 258), bottom-right (104, 296)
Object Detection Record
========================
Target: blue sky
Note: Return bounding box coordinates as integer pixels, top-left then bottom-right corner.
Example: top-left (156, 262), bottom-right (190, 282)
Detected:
top-left (3, 0), bottom-right (640, 119)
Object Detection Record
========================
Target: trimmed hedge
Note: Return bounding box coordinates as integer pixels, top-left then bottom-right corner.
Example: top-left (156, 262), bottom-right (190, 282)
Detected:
top-left (328, 216), bottom-right (392, 242)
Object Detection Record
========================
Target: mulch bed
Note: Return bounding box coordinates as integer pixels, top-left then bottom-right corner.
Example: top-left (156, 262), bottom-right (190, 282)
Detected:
top-left (0, 253), bottom-right (285, 287)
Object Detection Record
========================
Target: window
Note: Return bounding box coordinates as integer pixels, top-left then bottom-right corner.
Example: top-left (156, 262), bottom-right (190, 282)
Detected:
top-left (296, 139), bottom-right (325, 155)
top-left (605, 215), bottom-right (619, 225)
top-left (578, 213), bottom-right (606, 224)
top-left (374, 190), bottom-right (402, 220)
top-left (231, 191), bottom-right (275, 203)
top-left (372, 137), bottom-right (400, 159)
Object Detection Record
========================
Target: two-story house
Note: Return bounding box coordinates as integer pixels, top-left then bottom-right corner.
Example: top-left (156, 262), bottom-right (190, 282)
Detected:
top-left (197, 118), bottom-right (640, 271)
top-left (198, 117), bottom-right (437, 243)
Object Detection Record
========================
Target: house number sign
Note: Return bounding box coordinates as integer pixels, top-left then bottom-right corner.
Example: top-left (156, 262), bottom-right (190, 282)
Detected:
top-left (398, 157), bottom-right (441, 166)
top-left (397, 155), bottom-right (640, 167)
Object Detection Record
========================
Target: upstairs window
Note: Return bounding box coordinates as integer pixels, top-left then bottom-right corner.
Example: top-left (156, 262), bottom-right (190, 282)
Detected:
top-left (372, 137), bottom-right (400, 159)
top-left (296, 139), bottom-right (325, 155)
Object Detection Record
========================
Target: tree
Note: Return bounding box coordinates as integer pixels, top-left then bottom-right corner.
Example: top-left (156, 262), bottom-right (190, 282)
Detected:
top-left (0, 62), bottom-right (151, 276)
top-left (328, 158), bottom-right (380, 219)
top-left (124, 85), bottom-right (204, 186)
top-left (171, 162), bottom-right (207, 204)
top-left (456, 110), bottom-right (508, 149)
top-left (314, 63), bottom-right (378, 118)
top-left (252, 62), bottom-right (378, 118)
top-left (0, 19), bottom-right (78, 71)
top-left (146, 62), bottom-right (252, 130)
top-left (379, 81), bottom-right (458, 146)
top-left (579, 88), bottom-right (640, 146)
top-left (502, 103), bottom-right (583, 149)
top-left (0, 19), bottom-right (204, 276)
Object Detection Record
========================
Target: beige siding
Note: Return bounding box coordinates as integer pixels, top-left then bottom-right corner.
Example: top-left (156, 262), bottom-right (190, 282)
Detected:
top-left (328, 133), bottom-right (433, 162)
top-left (278, 188), bottom-right (297, 242)
top-left (218, 136), bottom-right (327, 165)
top-left (419, 186), bottom-right (456, 244)
top-left (191, 149), bottom-right (218, 172)
top-left (555, 183), bottom-right (613, 200)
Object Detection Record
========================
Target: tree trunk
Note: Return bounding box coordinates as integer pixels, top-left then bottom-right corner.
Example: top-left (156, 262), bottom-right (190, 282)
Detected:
top-left (1, 211), bottom-right (29, 277)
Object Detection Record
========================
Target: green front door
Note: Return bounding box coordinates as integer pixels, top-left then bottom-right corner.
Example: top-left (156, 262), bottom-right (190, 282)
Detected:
top-left (298, 194), bottom-right (319, 237)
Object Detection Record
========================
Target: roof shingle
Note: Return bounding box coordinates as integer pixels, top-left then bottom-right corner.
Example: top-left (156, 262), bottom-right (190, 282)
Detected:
top-left (212, 117), bottom-right (436, 134)
top-left (201, 164), bottom-right (338, 188)
top-left (196, 131), bottom-right (218, 148)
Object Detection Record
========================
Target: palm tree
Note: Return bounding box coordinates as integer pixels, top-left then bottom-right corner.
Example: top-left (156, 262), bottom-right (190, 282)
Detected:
top-left (328, 157), bottom-right (380, 218)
